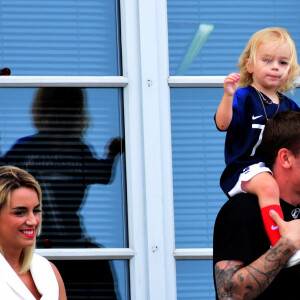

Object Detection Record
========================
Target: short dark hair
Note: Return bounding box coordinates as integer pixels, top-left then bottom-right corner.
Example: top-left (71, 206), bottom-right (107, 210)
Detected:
top-left (260, 111), bottom-right (300, 169)
top-left (31, 87), bottom-right (89, 136)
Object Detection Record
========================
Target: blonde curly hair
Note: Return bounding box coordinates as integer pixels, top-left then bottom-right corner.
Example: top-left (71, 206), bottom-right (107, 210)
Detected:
top-left (238, 27), bottom-right (300, 93)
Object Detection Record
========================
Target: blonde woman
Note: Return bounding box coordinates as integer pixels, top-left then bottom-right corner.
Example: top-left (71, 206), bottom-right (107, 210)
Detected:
top-left (0, 166), bottom-right (66, 299)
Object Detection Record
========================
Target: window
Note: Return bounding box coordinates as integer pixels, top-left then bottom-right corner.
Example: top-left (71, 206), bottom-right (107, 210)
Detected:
top-left (0, 1), bottom-right (130, 299)
top-left (1, 1), bottom-right (121, 75)
top-left (2, 0), bottom-right (300, 299)
top-left (168, 0), bottom-right (300, 299)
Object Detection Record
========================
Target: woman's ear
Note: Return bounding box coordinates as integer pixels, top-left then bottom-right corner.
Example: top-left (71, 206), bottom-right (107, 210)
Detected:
top-left (278, 148), bottom-right (292, 168)
top-left (246, 59), bottom-right (253, 74)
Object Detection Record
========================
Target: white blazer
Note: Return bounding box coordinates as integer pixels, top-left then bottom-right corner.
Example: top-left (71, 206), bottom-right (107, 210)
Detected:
top-left (0, 253), bottom-right (59, 299)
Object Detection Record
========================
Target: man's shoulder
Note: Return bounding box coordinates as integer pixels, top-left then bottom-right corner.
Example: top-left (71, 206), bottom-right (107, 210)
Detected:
top-left (215, 193), bottom-right (262, 236)
top-left (213, 193), bottom-right (268, 265)
top-left (215, 193), bottom-right (263, 235)
top-left (218, 193), bottom-right (259, 215)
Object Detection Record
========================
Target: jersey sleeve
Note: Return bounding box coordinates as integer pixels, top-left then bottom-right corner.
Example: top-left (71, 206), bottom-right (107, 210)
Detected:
top-left (290, 99), bottom-right (300, 112)
top-left (227, 88), bottom-right (248, 131)
top-left (214, 89), bottom-right (243, 132)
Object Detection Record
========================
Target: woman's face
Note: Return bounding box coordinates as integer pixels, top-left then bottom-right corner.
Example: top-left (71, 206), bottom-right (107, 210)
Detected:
top-left (0, 187), bottom-right (41, 253)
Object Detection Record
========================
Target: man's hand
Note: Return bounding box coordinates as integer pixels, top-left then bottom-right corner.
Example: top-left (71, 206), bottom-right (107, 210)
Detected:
top-left (270, 209), bottom-right (300, 253)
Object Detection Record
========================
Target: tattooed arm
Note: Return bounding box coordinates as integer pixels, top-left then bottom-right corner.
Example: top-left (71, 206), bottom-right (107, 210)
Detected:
top-left (214, 211), bottom-right (300, 300)
top-left (215, 238), bottom-right (293, 300)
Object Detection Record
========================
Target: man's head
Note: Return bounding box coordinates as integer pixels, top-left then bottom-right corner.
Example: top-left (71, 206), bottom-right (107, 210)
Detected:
top-left (260, 111), bottom-right (300, 170)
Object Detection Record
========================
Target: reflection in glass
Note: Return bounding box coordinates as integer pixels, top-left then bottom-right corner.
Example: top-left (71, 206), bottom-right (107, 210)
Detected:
top-left (52, 259), bottom-right (129, 300)
top-left (0, 87), bottom-right (127, 299)
top-left (171, 88), bottom-right (226, 248)
top-left (0, 87), bottom-right (126, 249)
top-left (0, 1), bottom-right (121, 75)
top-left (168, 0), bottom-right (300, 75)
top-left (176, 260), bottom-right (215, 300)
top-left (176, 24), bottom-right (214, 76)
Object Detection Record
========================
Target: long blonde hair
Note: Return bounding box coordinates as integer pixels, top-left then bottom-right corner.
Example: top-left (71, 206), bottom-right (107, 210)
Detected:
top-left (238, 27), bottom-right (300, 93)
top-left (0, 166), bottom-right (42, 274)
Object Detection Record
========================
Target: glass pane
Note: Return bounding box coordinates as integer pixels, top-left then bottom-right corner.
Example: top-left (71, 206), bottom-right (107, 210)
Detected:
top-left (167, 0), bottom-right (300, 75)
top-left (171, 88), bottom-right (226, 248)
top-left (172, 87), bottom-right (300, 248)
top-left (176, 260), bottom-right (215, 300)
top-left (52, 259), bottom-right (130, 300)
top-left (0, 87), bottom-right (127, 248)
top-left (0, 1), bottom-right (121, 75)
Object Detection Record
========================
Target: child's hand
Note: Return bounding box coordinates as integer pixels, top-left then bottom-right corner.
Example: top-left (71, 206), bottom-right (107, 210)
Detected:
top-left (224, 73), bottom-right (240, 96)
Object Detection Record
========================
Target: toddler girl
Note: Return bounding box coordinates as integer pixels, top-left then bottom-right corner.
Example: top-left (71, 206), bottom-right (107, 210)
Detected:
top-left (215, 27), bottom-right (300, 267)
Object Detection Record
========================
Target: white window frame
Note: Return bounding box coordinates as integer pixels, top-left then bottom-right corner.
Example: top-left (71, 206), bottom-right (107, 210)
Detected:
top-left (121, 0), bottom-right (218, 298)
top-left (120, 0), bottom-right (175, 298)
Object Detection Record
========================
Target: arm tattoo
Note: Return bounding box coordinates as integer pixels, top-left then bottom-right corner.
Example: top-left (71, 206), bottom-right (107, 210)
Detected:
top-left (215, 242), bottom-right (291, 299)
top-left (266, 241), bottom-right (291, 264)
top-left (215, 261), bottom-right (244, 299)
top-left (237, 273), bottom-right (244, 282)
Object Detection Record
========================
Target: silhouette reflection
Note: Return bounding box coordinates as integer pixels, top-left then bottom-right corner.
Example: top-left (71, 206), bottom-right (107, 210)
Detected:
top-left (0, 87), bottom-right (124, 299)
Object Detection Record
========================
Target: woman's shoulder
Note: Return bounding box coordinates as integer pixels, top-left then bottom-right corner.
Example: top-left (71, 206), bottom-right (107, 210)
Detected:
top-left (31, 254), bottom-right (61, 298)
top-left (32, 254), bottom-right (55, 275)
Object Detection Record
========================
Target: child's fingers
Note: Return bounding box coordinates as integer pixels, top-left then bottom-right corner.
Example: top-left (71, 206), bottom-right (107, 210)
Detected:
top-left (229, 73), bottom-right (240, 81)
top-left (225, 73), bottom-right (240, 83)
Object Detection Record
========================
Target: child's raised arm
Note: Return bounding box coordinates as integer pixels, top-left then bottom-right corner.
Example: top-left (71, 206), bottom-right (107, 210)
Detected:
top-left (215, 73), bottom-right (240, 131)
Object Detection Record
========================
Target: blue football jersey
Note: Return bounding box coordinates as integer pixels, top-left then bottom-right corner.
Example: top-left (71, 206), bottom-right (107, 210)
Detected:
top-left (216, 85), bottom-right (300, 195)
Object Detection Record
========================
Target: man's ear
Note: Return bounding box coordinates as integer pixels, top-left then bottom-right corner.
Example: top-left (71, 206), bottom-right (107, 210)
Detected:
top-left (246, 59), bottom-right (253, 74)
top-left (278, 148), bottom-right (292, 168)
